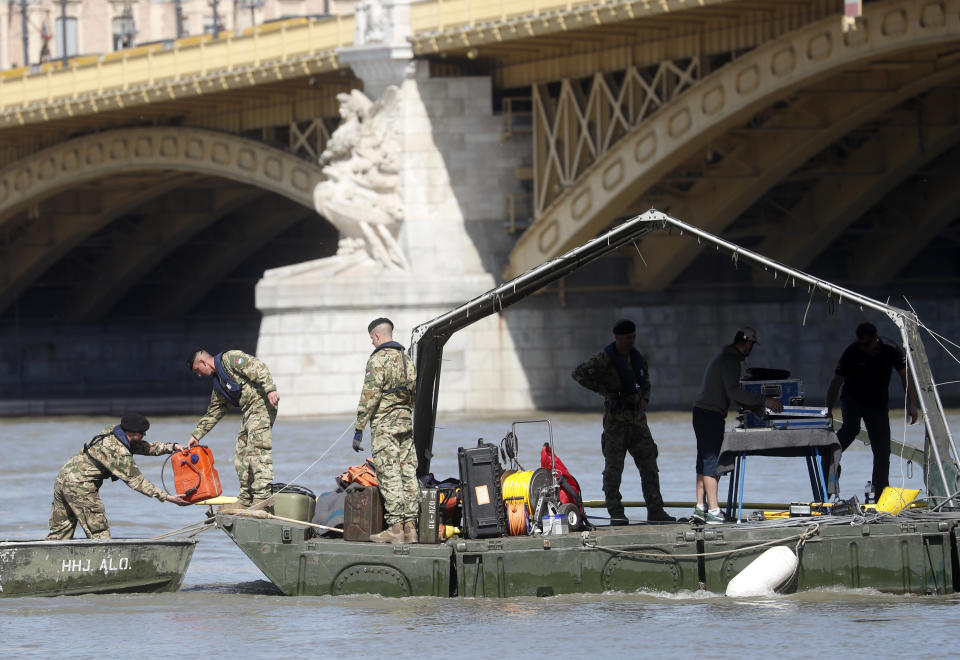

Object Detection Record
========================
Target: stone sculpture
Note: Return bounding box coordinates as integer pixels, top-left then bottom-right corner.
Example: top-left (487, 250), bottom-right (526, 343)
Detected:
top-left (354, 0), bottom-right (386, 45)
top-left (313, 86), bottom-right (410, 273)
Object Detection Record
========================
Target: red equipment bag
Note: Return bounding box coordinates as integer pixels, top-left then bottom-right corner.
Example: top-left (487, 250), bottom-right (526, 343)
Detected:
top-left (172, 446), bottom-right (223, 503)
top-left (540, 443), bottom-right (583, 508)
top-left (336, 459), bottom-right (379, 490)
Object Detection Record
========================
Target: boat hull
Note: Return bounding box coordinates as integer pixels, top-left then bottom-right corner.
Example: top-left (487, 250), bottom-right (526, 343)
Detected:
top-left (702, 520), bottom-right (955, 595)
top-left (217, 513), bottom-right (958, 597)
top-left (219, 514), bottom-right (451, 597)
top-left (0, 538), bottom-right (197, 598)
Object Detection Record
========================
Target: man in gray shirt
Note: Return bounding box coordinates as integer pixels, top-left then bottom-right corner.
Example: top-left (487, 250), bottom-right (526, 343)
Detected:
top-left (691, 327), bottom-right (783, 523)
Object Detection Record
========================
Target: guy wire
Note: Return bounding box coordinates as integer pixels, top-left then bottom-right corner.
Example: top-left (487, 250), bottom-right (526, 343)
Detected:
top-left (248, 421), bottom-right (355, 512)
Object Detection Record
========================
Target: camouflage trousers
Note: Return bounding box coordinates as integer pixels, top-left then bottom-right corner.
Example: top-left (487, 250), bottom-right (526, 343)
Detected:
top-left (236, 402), bottom-right (277, 504)
top-left (371, 419), bottom-right (421, 526)
top-left (46, 479), bottom-right (110, 540)
top-left (600, 417), bottom-right (665, 517)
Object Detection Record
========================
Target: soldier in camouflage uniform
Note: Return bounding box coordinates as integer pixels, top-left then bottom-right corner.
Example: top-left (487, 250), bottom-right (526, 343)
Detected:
top-left (572, 319), bottom-right (675, 525)
top-left (47, 413), bottom-right (190, 540)
top-left (187, 348), bottom-right (279, 511)
top-left (352, 317), bottom-right (420, 544)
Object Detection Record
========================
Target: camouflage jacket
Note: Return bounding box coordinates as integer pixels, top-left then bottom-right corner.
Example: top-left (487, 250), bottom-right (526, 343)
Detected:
top-left (192, 349), bottom-right (277, 440)
top-left (56, 424), bottom-right (174, 500)
top-left (355, 343), bottom-right (417, 431)
top-left (572, 347), bottom-right (651, 414)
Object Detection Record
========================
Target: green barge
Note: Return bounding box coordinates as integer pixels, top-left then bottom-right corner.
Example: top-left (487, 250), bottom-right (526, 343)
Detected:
top-left (218, 210), bottom-right (960, 598)
top-left (217, 510), bottom-right (959, 597)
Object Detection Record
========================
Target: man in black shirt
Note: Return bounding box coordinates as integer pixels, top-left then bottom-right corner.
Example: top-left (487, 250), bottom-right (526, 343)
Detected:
top-left (825, 322), bottom-right (917, 498)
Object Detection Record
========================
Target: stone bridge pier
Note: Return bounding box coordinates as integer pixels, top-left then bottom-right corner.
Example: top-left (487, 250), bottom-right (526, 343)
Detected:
top-left (255, 55), bottom-right (531, 415)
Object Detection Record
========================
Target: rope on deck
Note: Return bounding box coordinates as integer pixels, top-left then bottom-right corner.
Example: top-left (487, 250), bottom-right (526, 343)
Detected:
top-left (228, 508), bottom-right (343, 534)
top-left (592, 524), bottom-right (820, 560)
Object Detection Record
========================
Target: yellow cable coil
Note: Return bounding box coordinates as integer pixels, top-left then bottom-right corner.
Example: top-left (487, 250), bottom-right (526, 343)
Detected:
top-left (503, 470), bottom-right (537, 536)
top-left (503, 470), bottom-right (537, 514)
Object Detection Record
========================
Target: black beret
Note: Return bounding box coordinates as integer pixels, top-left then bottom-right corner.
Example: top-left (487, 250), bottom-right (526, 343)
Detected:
top-left (612, 319), bottom-right (636, 335)
top-left (368, 317), bottom-right (394, 333)
top-left (120, 412), bottom-right (150, 433)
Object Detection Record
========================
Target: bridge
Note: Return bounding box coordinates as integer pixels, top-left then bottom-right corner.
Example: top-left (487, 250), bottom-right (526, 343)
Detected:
top-left (1, 0), bottom-right (958, 415)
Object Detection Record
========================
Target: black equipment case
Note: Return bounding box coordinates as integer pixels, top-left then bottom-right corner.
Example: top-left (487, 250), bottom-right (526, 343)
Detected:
top-left (343, 486), bottom-right (385, 542)
top-left (457, 440), bottom-right (506, 539)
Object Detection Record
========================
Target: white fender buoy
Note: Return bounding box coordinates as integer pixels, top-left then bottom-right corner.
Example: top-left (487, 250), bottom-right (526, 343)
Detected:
top-left (725, 546), bottom-right (798, 597)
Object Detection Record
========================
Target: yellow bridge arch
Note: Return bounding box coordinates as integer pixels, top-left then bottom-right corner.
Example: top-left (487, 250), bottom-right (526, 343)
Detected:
top-left (0, 127), bottom-right (324, 318)
top-left (508, 0), bottom-right (960, 281)
top-left (0, 126), bottom-right (322, 219)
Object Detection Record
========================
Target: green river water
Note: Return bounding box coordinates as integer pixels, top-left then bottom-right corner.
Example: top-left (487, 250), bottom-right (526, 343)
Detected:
top-left (1, 411), bottom-right (956, 658)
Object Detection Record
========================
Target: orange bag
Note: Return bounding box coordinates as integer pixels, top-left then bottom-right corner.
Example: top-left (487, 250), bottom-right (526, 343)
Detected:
top-left (336, 459), bottom-right (379, 490)
top-left (173, 446), bottom-right (223, 503)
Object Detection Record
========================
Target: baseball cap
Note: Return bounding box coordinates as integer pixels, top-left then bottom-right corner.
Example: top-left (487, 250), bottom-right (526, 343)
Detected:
top-left (737, 326), bottom-right (758, 344)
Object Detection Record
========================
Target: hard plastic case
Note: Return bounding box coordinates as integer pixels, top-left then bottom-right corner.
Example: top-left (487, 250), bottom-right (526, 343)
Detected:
top-left (457, 440), bottom-right (506, 539)
top-left (740, 379), bottom-right (804, 428)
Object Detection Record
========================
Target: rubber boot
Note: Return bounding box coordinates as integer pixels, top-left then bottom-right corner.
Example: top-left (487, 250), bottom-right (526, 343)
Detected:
top-left (370, 523), bottom-right (405, 544)
top-left (403, 520), bottom-right (418, 544)
top-left (640, 467), bottom-right (673, 522)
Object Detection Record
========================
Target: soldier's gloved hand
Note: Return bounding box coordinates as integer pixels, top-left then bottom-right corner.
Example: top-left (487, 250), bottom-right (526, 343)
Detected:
top-left (352, 429), bottom-right (363, 453)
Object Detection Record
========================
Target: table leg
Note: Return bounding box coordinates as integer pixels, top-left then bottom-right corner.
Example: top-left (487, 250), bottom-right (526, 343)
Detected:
top-left (736, 454), bottom-right (746, 523)
top-left (812, 447), bottom-right (828, 501)
top-left (726, 454), bottom-right (739, 519)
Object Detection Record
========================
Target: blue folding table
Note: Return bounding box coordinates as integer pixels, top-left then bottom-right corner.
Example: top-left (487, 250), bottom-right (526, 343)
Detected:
top-left (717, 428), bottom-right (842, 522)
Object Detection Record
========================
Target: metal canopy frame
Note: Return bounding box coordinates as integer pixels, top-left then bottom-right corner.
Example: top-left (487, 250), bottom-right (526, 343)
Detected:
top-left (410, 209), bottom-right (959, 505)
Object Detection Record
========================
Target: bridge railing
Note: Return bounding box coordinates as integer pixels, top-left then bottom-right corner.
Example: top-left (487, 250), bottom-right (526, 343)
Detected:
top-left (0, 15), bottom-right (355, 113)
top-left (411, 0), bottom-right (598, 31)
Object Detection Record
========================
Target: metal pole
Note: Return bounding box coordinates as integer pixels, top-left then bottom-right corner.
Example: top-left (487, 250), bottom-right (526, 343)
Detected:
top-left (14, 297), bottom-right (22, 390)
top-left (581, 500), bottom-right (794, 510)
top-left (212, 0), bottom-right (220, 39)
top-left (21, 0), bottom-right (29, 66)
top-left (60, 0), bottom-right (68, 65)
top-left (175, 0), bottom-right (184, 38)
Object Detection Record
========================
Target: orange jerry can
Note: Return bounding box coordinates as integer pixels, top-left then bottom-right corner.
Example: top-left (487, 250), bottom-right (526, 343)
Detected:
top-left (172, 446), bottom-right (223, 503)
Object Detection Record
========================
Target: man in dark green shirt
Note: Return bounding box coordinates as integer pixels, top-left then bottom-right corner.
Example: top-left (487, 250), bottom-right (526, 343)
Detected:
top-left (573, 319), bottom-right (674, 525)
